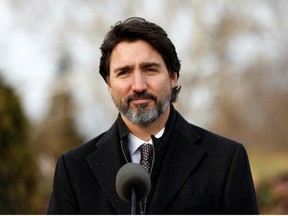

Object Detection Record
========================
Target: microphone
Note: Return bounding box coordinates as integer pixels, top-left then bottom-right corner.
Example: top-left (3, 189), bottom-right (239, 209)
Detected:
top-left (116, 163), bottom-right (151, 214)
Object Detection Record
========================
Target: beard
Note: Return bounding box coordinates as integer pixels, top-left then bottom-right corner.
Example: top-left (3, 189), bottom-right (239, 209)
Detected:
top-left (112, 91), bottom-right (171, 125)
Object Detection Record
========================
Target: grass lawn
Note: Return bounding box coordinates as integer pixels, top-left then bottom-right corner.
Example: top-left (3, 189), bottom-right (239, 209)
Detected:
top-left (248, 149), bottom-right (288, 214)
top-left (249, 149), bottom-right (288, 185)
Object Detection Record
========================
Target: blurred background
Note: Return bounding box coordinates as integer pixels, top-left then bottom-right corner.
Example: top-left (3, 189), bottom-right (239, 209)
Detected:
top-left (0, 0), bottom-right (287, 214)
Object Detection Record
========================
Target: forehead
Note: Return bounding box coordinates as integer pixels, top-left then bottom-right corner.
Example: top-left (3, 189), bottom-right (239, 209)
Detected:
top-left (109, 40), bottom-right (165, 66)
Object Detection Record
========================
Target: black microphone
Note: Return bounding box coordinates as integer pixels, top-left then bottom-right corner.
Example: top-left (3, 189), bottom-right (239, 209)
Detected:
top-left (116, 163), bottom-right (151, 214)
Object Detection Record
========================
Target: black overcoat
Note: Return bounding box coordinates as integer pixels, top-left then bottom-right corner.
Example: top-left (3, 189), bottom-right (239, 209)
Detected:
top-left (48, 108), bottom-right (258, 214)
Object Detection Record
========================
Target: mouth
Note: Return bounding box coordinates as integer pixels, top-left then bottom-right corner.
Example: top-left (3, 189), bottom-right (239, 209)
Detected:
top-left (127, 92), bottom-right (156, 105)
top-left (130, 98), bottom-right (153, 105)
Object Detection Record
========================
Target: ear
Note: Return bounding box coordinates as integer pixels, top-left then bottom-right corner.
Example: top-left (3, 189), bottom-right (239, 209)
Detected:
top-left (107, 84), bottom-right (112, 95)
top-left (106, 78), bottom-right (112, 95)
top-left (170, 72), bottom-right (178, 88)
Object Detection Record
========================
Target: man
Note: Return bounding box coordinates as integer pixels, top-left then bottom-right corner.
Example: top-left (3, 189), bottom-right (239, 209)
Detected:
top-left (48, 17), bottom-right (258, 214)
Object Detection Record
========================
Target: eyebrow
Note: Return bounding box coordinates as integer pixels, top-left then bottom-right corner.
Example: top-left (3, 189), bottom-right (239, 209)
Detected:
top-left (113, 62), bottom-right (161, 73)
top-left (114, 65), bottom-right (133, 73)
top-left (139, 62), bottom-right (161, 69)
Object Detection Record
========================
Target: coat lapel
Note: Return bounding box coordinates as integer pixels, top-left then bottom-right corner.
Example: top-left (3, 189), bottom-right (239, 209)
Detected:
top-left (149, 114), bottom-right (205, 214)
top-left (86, 123), bottom-right (130, 214)
top-left (86, 111), bottom-right (205, 214)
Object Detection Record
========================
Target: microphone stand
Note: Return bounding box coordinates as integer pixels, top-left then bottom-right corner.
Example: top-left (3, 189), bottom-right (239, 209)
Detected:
top-left (131, 187), bottom-right (136, 215)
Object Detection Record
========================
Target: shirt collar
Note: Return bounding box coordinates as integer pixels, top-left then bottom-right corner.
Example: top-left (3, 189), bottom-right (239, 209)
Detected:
top-left (117, 103), bottom-right (176, 160)
top-left (128, 128), bottom-right (165, 156)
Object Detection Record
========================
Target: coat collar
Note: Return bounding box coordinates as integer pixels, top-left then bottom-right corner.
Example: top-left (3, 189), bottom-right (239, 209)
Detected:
top-left (86, 121), bottom-right (131, 214)
top-left (87, 107), bottom-right (205, 214)
top-left (148, 110), bottom-right (205, 213)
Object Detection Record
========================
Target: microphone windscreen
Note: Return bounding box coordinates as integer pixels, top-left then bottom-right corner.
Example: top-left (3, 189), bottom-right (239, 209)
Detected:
top-left (116, 163), bottom-right (151, 203)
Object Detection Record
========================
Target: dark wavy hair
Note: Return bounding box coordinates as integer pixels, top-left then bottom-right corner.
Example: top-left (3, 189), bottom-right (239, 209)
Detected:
top-left (99, 17), bottom-right (181, 102)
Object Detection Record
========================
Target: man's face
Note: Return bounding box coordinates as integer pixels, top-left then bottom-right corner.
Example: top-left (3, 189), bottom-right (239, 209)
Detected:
top-left (107, 40), bottom-right (177, 125)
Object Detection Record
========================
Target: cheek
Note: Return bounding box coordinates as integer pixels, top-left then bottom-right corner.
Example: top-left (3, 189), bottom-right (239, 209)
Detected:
top-left (109, 84), bottom-right (129, 100)
top-left (157, 78), bottom-right (174, 92)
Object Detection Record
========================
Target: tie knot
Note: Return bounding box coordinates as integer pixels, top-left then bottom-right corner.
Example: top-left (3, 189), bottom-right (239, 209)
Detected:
top-left (139, 143), bottom-right (153, 173)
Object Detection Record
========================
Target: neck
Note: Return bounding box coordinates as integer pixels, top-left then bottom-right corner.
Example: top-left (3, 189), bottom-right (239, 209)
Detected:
top-left (121, 106), bottom-right (170, 142)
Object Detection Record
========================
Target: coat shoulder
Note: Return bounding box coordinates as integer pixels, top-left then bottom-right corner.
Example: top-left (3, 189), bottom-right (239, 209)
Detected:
top-left (192, 124), bottom-right (240, 145)
top-left (175, 110), bottom-right (242, 149)
top-left (67, 133), bottom-right (104, 157)
top-left (189, 124), bottom-right (248, 162)
top-left (58, 131), bottom-right (108, 169)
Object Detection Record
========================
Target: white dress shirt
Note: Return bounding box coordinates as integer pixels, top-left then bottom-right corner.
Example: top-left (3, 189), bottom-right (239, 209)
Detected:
top-left (128, 128), bottom-right (165, 163)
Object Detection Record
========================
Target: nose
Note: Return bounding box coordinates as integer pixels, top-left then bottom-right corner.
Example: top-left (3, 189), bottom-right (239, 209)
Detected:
top-left (131, 72), bottom-right (147, 93)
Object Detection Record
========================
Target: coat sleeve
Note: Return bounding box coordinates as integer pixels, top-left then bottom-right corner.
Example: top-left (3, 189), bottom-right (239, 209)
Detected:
top-left (222, 144), bottom-right (259, 214)
top-left (47, 155), bottom-right (80, 214)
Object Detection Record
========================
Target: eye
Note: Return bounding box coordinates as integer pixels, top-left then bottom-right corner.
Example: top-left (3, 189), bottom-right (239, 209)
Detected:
top-left (148, 67), bottom-right (157, 71)
top-left (117, 69), bottom-right (130, 77)
top-left (145, 67), bottom-right (158, 73)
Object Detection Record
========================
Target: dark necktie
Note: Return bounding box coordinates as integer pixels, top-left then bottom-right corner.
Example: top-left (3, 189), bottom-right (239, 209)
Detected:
top-left (139, 143), bottom-right (153, 174)
top-left (139, 143), bottom-right (153, 214)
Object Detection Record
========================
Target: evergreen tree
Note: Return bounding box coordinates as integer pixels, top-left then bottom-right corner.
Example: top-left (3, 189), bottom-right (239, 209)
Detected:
top-left (0, 76), bottom-right (41, 213)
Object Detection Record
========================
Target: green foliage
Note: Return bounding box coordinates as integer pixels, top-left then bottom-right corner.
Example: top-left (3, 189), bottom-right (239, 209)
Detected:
top-left (0, 77), bottom-right (41, 214)
top-left (257, 173), bottom-right (288, 214)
